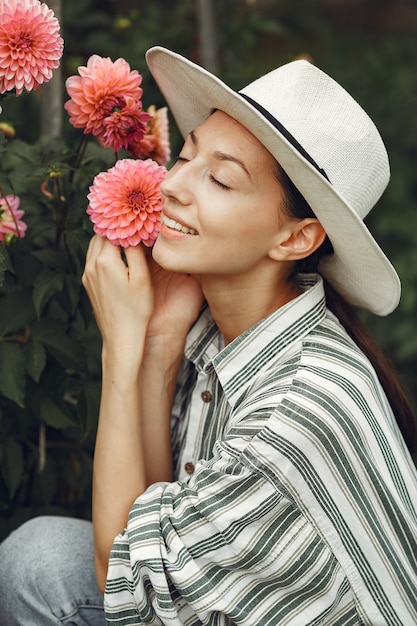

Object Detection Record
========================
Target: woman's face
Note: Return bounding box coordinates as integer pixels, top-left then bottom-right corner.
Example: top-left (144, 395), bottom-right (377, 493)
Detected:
top-left (153, 110), bottom-right (289, 279)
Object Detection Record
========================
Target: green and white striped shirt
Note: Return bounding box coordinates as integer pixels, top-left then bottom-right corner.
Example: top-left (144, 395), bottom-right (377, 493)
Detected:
top-left (105, 275), bottom-right (417, 625)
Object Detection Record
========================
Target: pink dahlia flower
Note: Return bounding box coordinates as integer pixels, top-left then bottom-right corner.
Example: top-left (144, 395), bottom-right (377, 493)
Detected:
top-left (129, 105), bottom-right (171, 166)
top-left (0, 0), bottom-right (63, 96)
top-left (87, 158), bottom-right (166, 248)
top-left (102, 96), bottom-right (152, 153)
top-left (0, 194), bottom-right (27, 241)
top-left (65, 55), bottom-right (146, 146)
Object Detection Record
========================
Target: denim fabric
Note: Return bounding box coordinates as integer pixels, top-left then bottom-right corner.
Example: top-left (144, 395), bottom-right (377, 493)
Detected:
top-left (0, 516), bottom-right (105, 625)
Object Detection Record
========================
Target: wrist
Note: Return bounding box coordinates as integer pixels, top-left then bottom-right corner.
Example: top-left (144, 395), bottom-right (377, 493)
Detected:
top-left (101, 339), bottom-right (144, 384)
top-left (144, 332), bottom-right (187, 364)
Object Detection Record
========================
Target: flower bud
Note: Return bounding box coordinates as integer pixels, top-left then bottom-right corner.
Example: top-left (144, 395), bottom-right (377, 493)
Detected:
top-left (0, 122), bottom-right (16, 138)
top-left (3, 232), bottom-right (16, 245)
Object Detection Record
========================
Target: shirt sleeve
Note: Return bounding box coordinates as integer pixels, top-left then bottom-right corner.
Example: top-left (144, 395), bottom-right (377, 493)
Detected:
top-left (104, 427), bottom-right (354, 625)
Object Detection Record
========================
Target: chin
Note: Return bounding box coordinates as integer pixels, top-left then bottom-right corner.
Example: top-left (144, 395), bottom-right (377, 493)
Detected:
top-left (151, 239), bottom-right (167, 265)
top-left (152, 239), bottom-right (188, 272)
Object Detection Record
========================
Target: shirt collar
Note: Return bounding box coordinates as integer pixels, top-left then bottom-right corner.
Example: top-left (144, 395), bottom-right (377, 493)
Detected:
top-left (185, 274), bottom-right (327, 406)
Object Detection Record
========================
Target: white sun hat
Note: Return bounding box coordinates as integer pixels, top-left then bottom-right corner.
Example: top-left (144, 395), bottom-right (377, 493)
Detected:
top-left (146, 46), bottom-right (400, 315)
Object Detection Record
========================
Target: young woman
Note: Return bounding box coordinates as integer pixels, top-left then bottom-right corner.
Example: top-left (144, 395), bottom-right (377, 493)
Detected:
top-left (0, 47), bottom-right (416, 626)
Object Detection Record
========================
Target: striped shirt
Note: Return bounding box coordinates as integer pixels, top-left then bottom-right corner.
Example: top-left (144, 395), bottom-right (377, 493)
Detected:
top-left (105, 274), bottom-right (417, 625)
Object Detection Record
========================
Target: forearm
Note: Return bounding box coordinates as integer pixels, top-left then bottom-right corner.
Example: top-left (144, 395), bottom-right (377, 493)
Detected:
top-left (92, 336), bottom-right (186, 592)
top-left (92, 343), bottom-right (147, 592)
top-left (140, 335), bottom-right (186, 485)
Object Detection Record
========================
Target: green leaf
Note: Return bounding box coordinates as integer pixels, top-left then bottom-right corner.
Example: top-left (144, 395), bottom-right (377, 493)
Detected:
top-left (0, 132), bottom-right (6, 156)
top-left (31, 319), bottom-right (86, 370)
top-left (30, 455), bottom-right (58, 506)
top-left (0, 166), bottom-right (14, 193)
top-left (24, 340), bottom-right (47, 382)
top-left (1, 438), bottom-right (25, 499)
top-left (64, 274), bottom-right (81, 317)
top-left (30, 249), bottom-right (67, 271)
top-left (0, 288), bottom-right (35, 335)
top-left (0, 342), bottom-right (25, 407)
top-left (33, 271), bottom-right (65, 318)
top-left (0, 243), bottom-right (14, 287)
top-left (65, 228), bottom-right (91, 273)
top-left (38, 394), bottom-right (76, 429)
top-left (78, 381), bottom-right (101, 434)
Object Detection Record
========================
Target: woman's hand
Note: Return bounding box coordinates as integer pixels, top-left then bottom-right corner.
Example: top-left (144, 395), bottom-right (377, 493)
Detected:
top-left (82, 235), bottom-right (153, 354)
top-left (147, 254), bottom-right (204, 341)
top-left (82, 234), bottom-right (204, 367)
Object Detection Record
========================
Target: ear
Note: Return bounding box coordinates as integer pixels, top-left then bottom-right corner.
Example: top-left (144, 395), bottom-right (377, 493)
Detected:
top-left (268, 218), bottom-right (326, 262)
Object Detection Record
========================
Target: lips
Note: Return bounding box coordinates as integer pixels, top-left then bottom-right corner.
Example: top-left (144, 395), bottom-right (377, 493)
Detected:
top-left (162, 215), bottom-right (198, 235)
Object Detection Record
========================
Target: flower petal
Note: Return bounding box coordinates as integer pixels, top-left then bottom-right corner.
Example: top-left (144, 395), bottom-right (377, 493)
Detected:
top-left (87, 158), bottom-right (166, 247)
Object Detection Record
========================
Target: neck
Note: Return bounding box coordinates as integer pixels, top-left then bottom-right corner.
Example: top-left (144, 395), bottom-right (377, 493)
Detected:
top-left (201, 271), bottom-right (301, 344)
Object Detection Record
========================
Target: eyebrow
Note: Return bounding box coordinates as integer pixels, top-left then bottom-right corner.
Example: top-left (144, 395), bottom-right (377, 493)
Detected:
top-left (190, 130), bottom-right (252, 180)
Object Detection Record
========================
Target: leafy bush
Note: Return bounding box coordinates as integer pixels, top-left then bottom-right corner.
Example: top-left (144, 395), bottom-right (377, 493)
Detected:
top-left (0, 0), bottom-right (168, 541)
top-left (0, 116), bottom-right (119, 538)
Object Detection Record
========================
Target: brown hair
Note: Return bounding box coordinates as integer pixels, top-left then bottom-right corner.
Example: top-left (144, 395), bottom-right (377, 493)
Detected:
top-left (277, 165), bottom-right (417, 456)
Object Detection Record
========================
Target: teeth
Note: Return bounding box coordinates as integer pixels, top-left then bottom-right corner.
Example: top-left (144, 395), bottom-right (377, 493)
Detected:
top-left (162, 215), bottom-right (197, 235)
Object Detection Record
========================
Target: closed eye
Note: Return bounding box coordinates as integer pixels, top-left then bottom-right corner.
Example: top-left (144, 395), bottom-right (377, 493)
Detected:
top-left (175, 155), bottom-right (230, 190)
top-left (209, 174), bottom-right (230, 190)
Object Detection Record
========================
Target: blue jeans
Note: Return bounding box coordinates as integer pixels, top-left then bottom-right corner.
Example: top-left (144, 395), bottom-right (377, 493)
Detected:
top-left (0, 516), bottom-right (105, 625)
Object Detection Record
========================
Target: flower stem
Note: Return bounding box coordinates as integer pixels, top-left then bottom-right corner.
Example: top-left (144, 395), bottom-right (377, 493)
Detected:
top-left (69, 135), bottom-right (90, 184)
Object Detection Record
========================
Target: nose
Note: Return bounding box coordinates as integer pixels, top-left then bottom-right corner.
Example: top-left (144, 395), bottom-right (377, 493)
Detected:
top-left (160, 162), bottom-right (193, 206)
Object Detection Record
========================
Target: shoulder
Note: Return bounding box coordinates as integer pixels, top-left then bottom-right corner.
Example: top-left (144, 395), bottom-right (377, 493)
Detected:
top-left (296, 310), bottom-right (386, 415)
top-left (233, 308), bottom-right (396, 467)
top-left (237, 308), bottom-right (382, 416)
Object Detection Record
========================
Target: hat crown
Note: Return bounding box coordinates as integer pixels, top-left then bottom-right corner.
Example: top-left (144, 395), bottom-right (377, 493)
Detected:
top-left (241, 60), bottom-right (390, 220)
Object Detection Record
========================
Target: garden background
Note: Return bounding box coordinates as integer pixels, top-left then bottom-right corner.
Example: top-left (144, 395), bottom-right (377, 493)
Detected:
top-left (0, 0), bottom-right (416, 542)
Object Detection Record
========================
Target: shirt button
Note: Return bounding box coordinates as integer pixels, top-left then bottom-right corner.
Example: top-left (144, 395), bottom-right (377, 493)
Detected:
top-left (185, 462), bottom-right (195, 474)
top-left (201, 390), bottom-right (212, 402)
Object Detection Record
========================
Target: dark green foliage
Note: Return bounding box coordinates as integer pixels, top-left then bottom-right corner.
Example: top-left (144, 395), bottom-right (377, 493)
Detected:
top-left (0, 134), bottom-right (110, 538)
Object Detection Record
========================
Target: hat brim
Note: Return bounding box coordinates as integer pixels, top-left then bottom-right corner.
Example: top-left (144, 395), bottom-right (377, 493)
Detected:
top-left (146, 46), bottom-right (400, 315)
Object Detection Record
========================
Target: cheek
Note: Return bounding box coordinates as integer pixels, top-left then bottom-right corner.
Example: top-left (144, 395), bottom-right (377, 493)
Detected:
top-left (206, 192), bottom-right (279, 232)
top-left (204, 217), bottom-right (276, 271)
top-left (225, 201), bottom-right (280, 250)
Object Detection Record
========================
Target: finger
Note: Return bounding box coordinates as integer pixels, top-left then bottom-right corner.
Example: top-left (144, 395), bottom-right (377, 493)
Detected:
top-left (85, 234), bottom-right (106, 263)
top-left (90, 239), bottom-right (128, 274)
top-left (83, 237), bottom-right (122, 290)
top-left (123, 245), bottom-right (150, 282)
